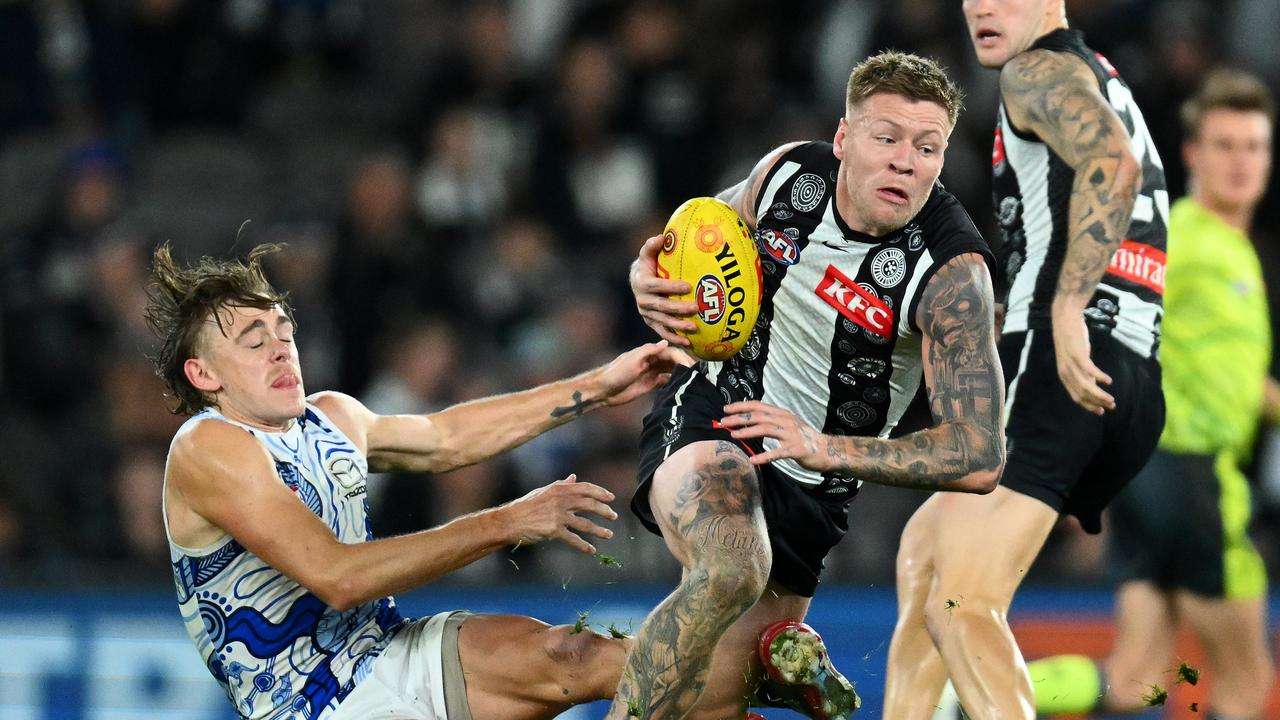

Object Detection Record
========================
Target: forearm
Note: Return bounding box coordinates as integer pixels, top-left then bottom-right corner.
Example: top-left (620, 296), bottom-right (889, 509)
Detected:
top-left (822, 420), bottom-right (1003, 493)
top-left (319, 507), bottom-right (513, 610)
top-left (382, 368), bottom-right (608, 473)
top-left (1053, 155), bottom-right (1140, 315)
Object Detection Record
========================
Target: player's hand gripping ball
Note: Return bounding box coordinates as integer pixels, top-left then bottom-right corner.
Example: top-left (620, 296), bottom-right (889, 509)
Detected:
top-left (658, 197), bottom-right (763, 361)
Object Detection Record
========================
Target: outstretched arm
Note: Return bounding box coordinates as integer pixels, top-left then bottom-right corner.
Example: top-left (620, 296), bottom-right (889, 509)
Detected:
top-left (719, 253), bottom-right (1005, 493)
top-left (1001, 49), bottom-right (1142, 414)
top-left (325, 341), bottom-right (689, 475)
top-left (168, 422), bottom-right (618, 612)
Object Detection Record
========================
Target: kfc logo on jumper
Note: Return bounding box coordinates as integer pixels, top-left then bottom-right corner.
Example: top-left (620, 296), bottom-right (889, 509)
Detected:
top-left (1107, 240), bottom-right (1166, 294)
top-left (816, 265), bottom-right (894, 338)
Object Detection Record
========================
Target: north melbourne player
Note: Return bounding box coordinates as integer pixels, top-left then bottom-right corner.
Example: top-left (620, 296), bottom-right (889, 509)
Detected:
top-left (147, 242), bottom-right (684, 720)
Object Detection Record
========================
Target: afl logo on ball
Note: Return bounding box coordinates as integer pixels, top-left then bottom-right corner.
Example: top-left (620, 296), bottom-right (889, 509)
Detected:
top-left (871, 248), bottom-right (907, 288)
top-left (697, 274), bottom-right (727, 324)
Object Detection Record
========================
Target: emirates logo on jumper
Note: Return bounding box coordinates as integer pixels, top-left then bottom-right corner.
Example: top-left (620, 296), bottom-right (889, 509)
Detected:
top-left (816, 265), bottom-right (894, 338)
top-left (1107, 240), bottom-right (1165, 294)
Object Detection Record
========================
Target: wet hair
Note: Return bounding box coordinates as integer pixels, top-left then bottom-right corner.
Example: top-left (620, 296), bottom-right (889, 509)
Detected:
top-left (846, 51), bottom-right (965, 128)
top-left (144, 242), bottom-right (291, 415)
top-left (1181, 68), bottom-right (1276, 139)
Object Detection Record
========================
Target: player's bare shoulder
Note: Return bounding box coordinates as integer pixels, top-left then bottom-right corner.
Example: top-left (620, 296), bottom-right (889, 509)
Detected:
top-left (999, 48), bottom-right (1092, 123)
top-left (999, 49), bottom-right (1126, 168)
top-left (726, 141), bottom-right (808, 225)
top-left (169, 418), bottom-right (265, 478)
top-left (166, 419), bottom-right (270, 547)
top-left (308, 390), bottom-right (375, 455)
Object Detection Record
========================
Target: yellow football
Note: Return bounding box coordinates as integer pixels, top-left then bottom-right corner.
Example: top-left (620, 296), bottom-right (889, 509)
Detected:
top-left (657, 197), bottom-right (763, 361)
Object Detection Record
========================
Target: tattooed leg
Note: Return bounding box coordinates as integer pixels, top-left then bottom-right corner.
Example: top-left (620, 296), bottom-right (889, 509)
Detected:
top-left (883, 495), bottom-right (951, 720)
top-left (606, 440), bottom-right (772, 720)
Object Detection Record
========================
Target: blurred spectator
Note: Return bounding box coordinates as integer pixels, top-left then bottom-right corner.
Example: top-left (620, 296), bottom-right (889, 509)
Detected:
top-left (530, 35), bottom-right (655, 249)
top-left (3, 140), bottom-right (127, 417)
top-left (414, 106), bottom-right (514, 235)
top-left (329, 151), bottom-right (454, 394)
top-left (112, 444), bottom-right (168, 564)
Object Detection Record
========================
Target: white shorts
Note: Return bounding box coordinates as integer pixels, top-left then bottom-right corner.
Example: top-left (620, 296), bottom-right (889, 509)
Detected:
top-left (328, 611), bottom-right (473, 720)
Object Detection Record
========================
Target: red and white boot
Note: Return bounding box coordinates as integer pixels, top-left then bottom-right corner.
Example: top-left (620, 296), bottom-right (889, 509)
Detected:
top-left (755, 620), bottom-right (859, 720)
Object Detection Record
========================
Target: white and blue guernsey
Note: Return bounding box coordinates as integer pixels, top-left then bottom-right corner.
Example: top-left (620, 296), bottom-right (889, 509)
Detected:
top-left (165, 404), bottom-right (407, 720)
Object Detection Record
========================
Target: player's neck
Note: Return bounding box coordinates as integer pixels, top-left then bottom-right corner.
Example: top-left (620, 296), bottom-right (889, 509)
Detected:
top-left (1193, 190), bottom-right (1255, 233)
top-left (215, 401), bottom-right (296, 433)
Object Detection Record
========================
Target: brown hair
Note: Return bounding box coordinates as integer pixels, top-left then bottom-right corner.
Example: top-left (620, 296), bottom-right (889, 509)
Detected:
top-left (144, 242), bottom-right (291, 415)
top-left (846, 51), bottom-right (965, 128)
top-left (1181, 68), bottom-right (1276, 139)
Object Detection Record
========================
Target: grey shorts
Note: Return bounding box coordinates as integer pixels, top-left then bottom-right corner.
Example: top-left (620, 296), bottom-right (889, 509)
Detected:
top-left (329, 611), bottom-right (473, 720)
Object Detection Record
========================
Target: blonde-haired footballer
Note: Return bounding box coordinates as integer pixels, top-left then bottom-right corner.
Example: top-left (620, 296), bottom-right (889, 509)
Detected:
top-left (619, 50), bottom-right (1003, 720)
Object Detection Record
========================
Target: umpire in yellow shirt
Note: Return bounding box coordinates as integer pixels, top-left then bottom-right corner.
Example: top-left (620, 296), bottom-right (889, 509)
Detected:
top-left (1030, 69), bottom-right (1277, 720)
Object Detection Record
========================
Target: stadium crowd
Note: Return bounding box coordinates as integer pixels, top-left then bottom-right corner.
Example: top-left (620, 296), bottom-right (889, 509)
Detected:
top-left (2, 0), bottom-right (1279, 592)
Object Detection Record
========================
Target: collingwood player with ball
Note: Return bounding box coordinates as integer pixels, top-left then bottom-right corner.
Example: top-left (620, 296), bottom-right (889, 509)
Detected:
top-left (609, 51), bottom-right (1006, 720)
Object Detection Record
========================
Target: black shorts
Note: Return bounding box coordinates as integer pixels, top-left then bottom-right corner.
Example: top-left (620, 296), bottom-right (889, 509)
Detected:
top-left (998, 328), bottom-right (1164, 533)
top-left (632, 365), bottom-right (854, 597)
top-left (1109, 448), bottom-right (1268, 598)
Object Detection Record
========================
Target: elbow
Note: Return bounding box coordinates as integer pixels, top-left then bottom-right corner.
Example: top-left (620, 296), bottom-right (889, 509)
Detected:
top-left (1117, 149), bottom-right (1143, 194)
top-left (948, 423), bottom-right (1005, 494)
top-left (320, 585), bottom-right (360, 613)
top-left (960, 441), bottom-right (1006, 494)
top-left (309, 566), bottom-right (365, 612)
top-left (961, 466), bottom-right (1002, 494)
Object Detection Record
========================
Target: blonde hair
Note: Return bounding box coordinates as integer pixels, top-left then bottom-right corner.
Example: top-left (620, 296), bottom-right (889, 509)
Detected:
top-left (846, 51), bottom-right (964, 127)
top-left (1181, 68), bottom-right (1275, 139)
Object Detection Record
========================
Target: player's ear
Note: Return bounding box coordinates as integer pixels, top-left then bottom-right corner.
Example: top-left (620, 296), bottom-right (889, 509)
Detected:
top-left (833, 117), bottom-right (849, 160)
top-left (185, 357), bottom-right (222, 394)
top-left (1181, 139), bottom-right (1199, 177)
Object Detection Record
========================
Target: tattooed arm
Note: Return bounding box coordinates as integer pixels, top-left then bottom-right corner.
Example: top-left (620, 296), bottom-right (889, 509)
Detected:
top-left (317, 341), bottom-right (687, 474)
top-left (1001, 49), bottom-right (1142, 414)
top-left (720, 254), bottom-right (1005, 493)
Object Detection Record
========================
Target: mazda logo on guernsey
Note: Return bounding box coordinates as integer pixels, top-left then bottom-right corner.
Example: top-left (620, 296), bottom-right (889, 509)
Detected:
top-left (816, 265), bottom-right (894, 338)
top-left (697, 274), bottom-right (727, 324)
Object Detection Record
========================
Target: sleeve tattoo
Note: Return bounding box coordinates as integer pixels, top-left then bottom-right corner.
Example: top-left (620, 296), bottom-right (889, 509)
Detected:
top-left (1000, 50), bottom-right (1141, 306)
top-left (824, 255), bottom-right (1005, 491)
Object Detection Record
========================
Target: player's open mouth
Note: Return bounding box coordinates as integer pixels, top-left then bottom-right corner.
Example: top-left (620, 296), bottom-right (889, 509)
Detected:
top-left (877, 187), bottom-right (908, 204)
top-left (975, 28), bottom-right (1001, 46)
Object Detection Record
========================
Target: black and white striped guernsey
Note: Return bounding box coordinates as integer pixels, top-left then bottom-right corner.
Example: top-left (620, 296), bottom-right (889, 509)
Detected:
top-left (701, 141), bottom-right (992, 491)
top-left (993, 29), bottom-right (1168, 360)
